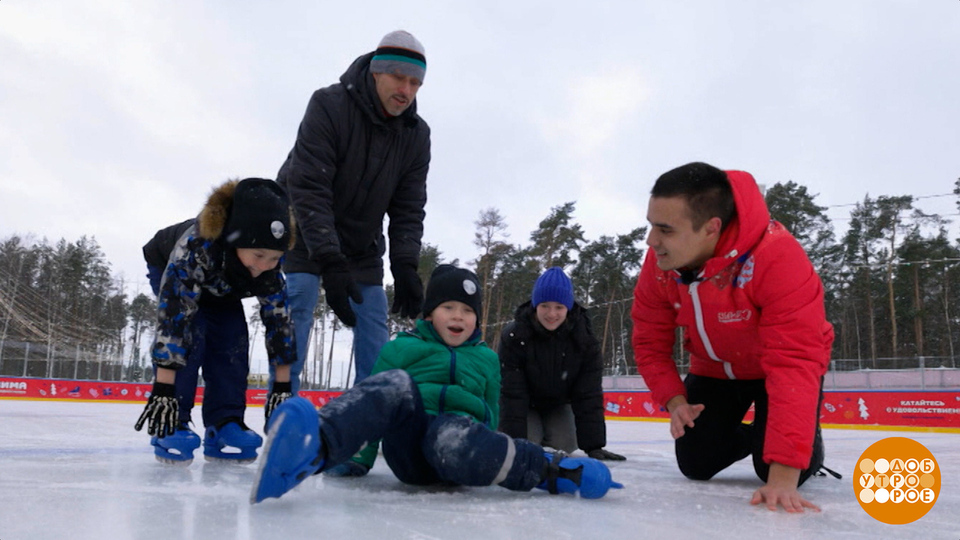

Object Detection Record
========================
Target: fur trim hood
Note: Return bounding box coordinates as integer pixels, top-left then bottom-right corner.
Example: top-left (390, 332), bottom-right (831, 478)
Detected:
top-left (196, 179), bottom-right (296, 250)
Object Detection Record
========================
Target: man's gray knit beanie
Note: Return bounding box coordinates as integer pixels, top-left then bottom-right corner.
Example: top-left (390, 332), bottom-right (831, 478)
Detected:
top-left (370, 30), bottom-right (426, 82)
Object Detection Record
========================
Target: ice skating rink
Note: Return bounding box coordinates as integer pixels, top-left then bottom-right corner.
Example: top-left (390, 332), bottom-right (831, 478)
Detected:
top-left (1, 400), bottom-right (956, 540)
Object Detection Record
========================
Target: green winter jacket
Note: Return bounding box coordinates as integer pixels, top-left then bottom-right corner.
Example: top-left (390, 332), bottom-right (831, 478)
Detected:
top-left (353, 318), bottom-right (500, 468)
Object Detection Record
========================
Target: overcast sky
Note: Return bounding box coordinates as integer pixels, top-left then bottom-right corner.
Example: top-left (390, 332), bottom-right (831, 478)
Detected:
top-left (2, 1), bottom-right (959, 298)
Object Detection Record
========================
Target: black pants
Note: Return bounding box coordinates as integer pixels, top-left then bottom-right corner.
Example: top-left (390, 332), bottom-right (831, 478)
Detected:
top-left (675, 374), bottom-right (822, 486)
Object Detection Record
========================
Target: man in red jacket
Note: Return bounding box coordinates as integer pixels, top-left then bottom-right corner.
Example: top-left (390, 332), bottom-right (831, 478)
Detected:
top-left (631, 162), bottom-right (835, 513)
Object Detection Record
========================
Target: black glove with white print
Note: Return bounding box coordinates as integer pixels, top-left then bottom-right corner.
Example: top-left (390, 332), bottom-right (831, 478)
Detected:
top-left (265, 382), bottom-right (293, 427)
top-left (134, 382), bottom-right (178, 438)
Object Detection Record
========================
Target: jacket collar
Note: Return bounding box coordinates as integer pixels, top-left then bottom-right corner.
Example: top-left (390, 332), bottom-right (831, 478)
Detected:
top-left (410, 318), bottom-right (482, 347)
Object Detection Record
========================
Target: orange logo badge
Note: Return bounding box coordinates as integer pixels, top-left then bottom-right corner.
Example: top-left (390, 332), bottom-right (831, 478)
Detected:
top-left (854, 437), bottom-right (940, 524)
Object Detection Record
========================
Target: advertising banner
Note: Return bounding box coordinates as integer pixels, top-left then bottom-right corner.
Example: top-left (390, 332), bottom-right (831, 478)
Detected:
top-left (601, 390), bottom-right (960, 430)
top-left (2, 377), bottom-right (957, 431)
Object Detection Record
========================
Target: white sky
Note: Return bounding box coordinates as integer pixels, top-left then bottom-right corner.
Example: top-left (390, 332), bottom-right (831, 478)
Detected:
top-left (2, 1), bottom-right (959, 298)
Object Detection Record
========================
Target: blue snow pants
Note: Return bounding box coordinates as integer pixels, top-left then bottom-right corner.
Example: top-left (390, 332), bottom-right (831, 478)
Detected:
top-left (173, 296), bottom-right (250, 428)
top-left (317, 370), bottom-right (548, 491)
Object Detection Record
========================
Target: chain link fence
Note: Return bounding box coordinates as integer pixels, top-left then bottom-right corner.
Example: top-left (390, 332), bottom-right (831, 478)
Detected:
top-left (0, 340), bottom-right (134, 382)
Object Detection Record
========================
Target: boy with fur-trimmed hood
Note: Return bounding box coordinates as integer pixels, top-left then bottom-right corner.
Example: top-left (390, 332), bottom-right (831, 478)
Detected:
top-left (135, 178), bottom-right (298, 464)
top-left (251, 264), bottom-right (623, 503)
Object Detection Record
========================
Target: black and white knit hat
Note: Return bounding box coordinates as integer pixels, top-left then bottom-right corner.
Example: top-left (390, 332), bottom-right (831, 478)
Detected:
top-left (370, 30), bottom-right (426, 82)
top-left (422, 264), bottom-right (482, 321)
top-left (222, 178), bottom-right (292, 252)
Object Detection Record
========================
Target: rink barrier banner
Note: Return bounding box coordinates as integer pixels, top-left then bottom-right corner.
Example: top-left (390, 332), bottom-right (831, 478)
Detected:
top-left (1, 377), bottom-right (958, 431)
top-left (0, 377), bottom-right (344, 407)
top-left (601, 389), bottom-right (960, 431)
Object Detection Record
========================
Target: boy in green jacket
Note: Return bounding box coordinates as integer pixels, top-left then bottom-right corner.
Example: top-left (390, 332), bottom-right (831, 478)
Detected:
top-left (252, 265), bottom-right (622, 503)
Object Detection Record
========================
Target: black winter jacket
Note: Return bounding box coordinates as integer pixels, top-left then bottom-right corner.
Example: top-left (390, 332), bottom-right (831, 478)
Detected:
top-left (277, 52), bottom-right (431, 284)
top-left (143, 219), bottom-right (240, 307)
top-left (143, 219), bottom-right (194, 269)
top-left (498, 301), bottom-right (607, 452)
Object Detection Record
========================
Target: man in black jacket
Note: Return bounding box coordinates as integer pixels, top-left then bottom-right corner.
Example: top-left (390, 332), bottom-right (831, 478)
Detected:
top-left (273, 30), bottom-right (431, 393)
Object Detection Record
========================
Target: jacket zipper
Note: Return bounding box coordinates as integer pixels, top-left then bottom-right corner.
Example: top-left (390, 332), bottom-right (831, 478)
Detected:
top-left (437, 346), bottom-right (457, 415)
top-left (689, 281), bottom-right (736, 379)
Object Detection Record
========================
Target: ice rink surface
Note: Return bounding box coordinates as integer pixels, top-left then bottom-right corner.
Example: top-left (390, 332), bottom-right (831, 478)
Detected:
top-left (1, 400), bottom-right (957, 540)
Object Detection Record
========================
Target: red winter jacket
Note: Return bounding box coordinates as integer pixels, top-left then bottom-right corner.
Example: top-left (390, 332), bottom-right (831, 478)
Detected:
top-left (631, 170), bottom-right (834, 470)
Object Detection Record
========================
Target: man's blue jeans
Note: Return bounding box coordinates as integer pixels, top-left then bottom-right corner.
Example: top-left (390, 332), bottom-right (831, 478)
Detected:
top-left (270, 272), bottom-right (389, 393)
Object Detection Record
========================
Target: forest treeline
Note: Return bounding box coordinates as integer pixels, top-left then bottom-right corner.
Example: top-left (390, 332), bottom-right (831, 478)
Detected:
top-left (2, 178), bottom-right (960, 382)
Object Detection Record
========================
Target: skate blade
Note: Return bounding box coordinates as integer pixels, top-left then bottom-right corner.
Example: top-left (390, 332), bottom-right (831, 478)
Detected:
top-left (204, 454), bottom-right (257, 465)
top-left (155, 455), bottom-right (193, 466)
top-left (250, 410), bottom-right (287, 504)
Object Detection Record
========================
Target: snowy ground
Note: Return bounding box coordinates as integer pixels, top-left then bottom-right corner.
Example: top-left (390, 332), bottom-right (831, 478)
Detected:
top-left (1, 400), bottom-right (957, 540)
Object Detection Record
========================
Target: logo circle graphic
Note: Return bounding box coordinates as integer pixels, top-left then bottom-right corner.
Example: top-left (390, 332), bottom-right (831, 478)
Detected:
top-left (270, 220), bottom-right (285, 239)
top-left (854, 437), bottom-right (940, 524)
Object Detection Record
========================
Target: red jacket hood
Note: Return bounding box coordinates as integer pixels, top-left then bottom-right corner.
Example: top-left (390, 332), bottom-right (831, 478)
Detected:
top-left (698, 170), bottom-right (771, 280)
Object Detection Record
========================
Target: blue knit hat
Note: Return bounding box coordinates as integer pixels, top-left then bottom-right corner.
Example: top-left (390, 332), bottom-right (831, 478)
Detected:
top-left (531, 267), bottom-right (574, 310)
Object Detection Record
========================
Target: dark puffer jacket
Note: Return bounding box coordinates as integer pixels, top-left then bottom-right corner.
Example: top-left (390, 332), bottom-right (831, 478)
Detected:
top-left (277, 51), bottom-right (431, 284)
top-left (498, 301), bottom-right (606, 452)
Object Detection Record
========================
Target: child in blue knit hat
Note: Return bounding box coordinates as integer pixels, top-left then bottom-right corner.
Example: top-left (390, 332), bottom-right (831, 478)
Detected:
top-left (499, 267), bottom-right (626, 461)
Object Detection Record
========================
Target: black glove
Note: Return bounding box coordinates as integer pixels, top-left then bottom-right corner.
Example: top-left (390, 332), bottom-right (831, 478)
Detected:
top-left (390, 263), bottom-right (423, 319)
top-left (134, 382), bottom-right (178, 438)
top-left (320, 254), bottom-right (363, 327)
top-left (588, 448), bottom-right (627, 461)
top-left (265, 381), bottom-right (293, 426)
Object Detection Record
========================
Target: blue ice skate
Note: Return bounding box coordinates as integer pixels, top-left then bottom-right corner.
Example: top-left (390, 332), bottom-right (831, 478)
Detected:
top-left (203, 419), bottom-right (263, 463)
top-left (151, 423), bottom-right (201, 465)
top-left (251, 397), bottom-right (325, 503)
top-left (536, 452), bottom-right (624, 499)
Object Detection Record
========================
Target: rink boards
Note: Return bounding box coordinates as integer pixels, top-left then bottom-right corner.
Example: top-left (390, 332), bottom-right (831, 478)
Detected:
top-left (1, 376), bottom-right (958, 432)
